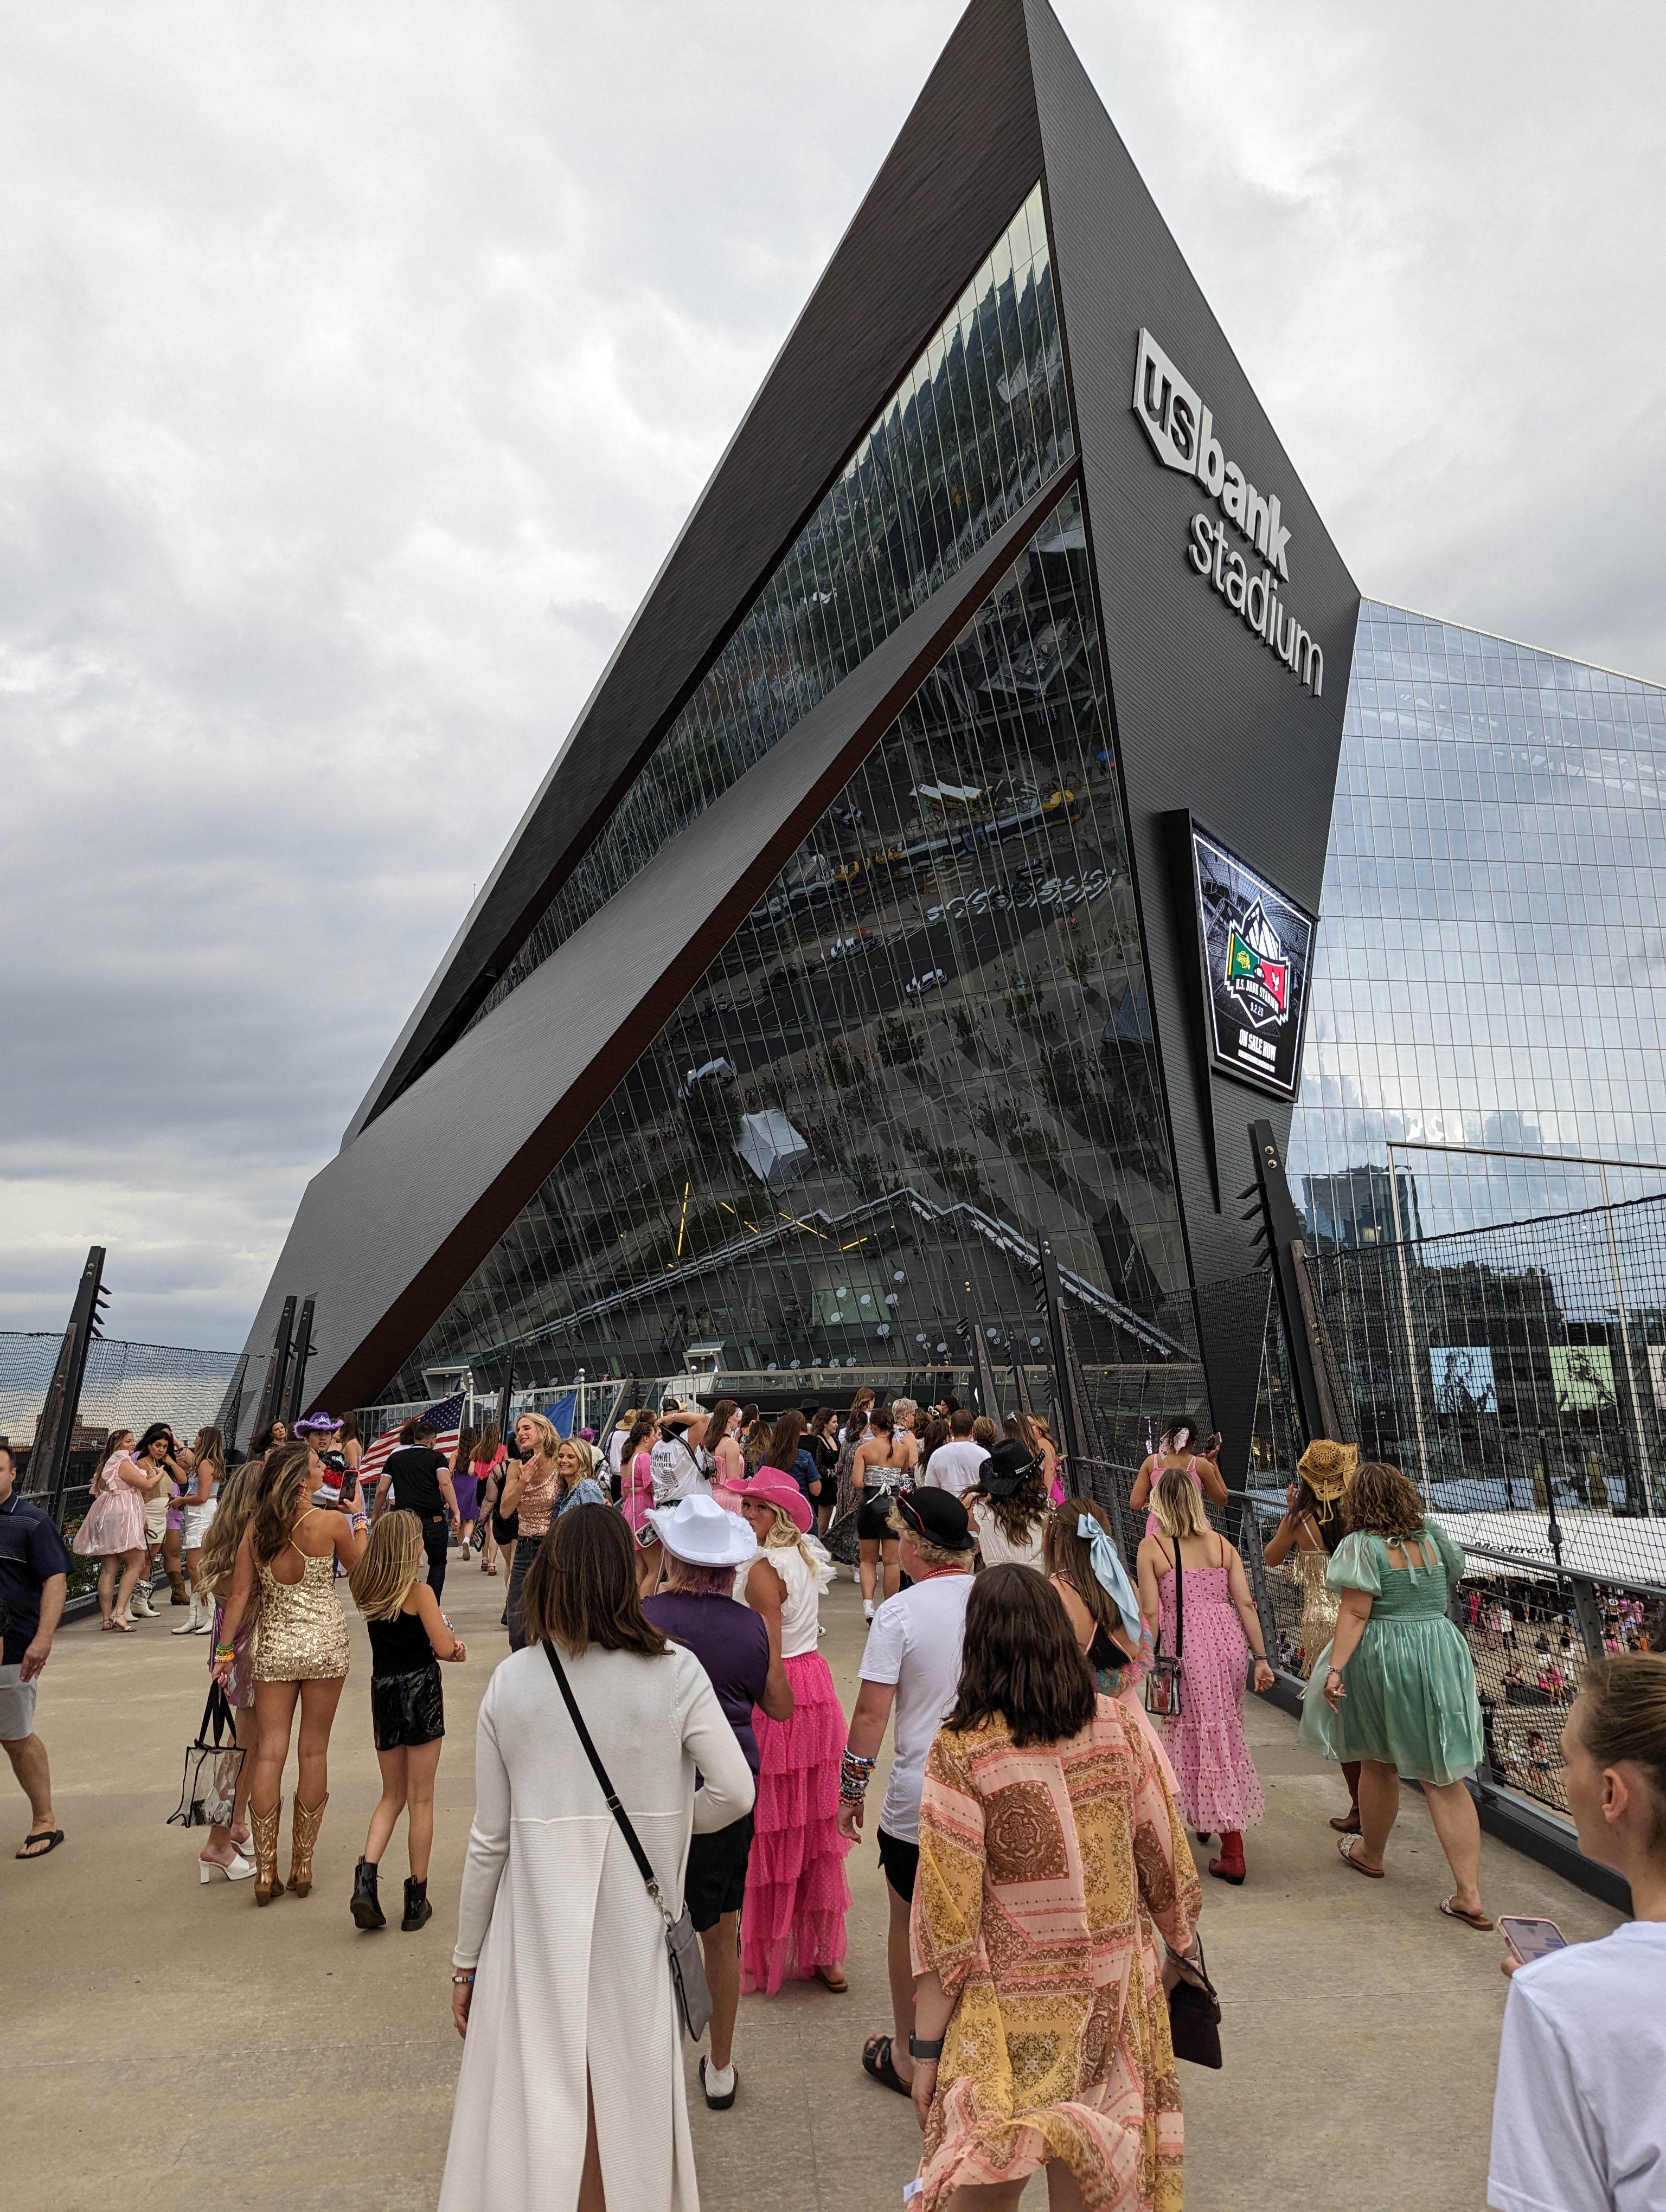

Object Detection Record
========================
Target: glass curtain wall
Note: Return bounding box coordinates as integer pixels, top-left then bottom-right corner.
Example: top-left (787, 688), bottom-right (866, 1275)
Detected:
top-left (392, 488), bottom-right (1200, 1440)
top-left (1291, 601), bottom-right (1666, 1246)
top-left (466, 185), bottom-right (1073, 1034)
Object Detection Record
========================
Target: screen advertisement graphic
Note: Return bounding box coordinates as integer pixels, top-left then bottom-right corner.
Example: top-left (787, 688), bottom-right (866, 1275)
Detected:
top-left (1187, 824), bottom-right (1317, 1101)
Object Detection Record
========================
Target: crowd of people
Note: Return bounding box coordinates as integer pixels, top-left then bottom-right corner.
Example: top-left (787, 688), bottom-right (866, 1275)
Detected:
top-left (4, 1396), bottom-right (1663, 2211)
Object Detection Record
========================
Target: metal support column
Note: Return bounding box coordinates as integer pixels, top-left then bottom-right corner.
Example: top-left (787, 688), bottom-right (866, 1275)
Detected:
top-left (253, 1296), bottom-right (297, 1439)
top-left (283, 1295), bottom-right (317, 1425)
top-left (28, 1246), bottom-right (108, 1523)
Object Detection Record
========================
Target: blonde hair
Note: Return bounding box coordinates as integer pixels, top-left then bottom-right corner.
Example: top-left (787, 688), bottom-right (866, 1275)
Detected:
top-left (517, 1413), bottom-right (559, 1461)
top-left (757, 1498), bottom-right (818, 1573)
top-left (349, 1510), bottom-right (424, 1621)
top-left (1151, 1467), bottom-right (1209, 1541)
top-left (198, 1459), bottom-right (263, 1598)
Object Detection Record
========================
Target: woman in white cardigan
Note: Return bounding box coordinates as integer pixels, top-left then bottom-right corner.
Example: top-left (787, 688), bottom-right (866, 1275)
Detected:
top-left (440, 1504), bottom-right (754, 2212)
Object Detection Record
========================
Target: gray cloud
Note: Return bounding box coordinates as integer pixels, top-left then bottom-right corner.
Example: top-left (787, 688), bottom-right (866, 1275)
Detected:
top-left (2, 1), bottom-right (1662, 1352)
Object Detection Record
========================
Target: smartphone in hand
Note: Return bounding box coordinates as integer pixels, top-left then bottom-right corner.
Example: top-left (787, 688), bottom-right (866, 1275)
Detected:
top-left (1499, 1915), bottom-right (1567, 1966)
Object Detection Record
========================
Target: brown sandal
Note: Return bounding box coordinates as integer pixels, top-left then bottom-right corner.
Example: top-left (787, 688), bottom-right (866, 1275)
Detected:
top-left (1337, 1835), bottom-right (1384, 1879)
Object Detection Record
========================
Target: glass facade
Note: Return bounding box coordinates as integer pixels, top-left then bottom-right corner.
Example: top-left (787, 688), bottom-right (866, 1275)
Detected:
top-left (390, 485), bottom-right (1201, 1428)
top-left (1291, 600), bottom-right (1666, 1246)
top-left (466, 185), bottom-right (1073, 1033)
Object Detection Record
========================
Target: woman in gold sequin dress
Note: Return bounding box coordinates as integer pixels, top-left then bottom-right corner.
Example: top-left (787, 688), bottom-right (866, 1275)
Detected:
top-left (1264, 1438), bottom-right (1360, 1832)
top-left (214, 1441), bottom-right (364, 1902)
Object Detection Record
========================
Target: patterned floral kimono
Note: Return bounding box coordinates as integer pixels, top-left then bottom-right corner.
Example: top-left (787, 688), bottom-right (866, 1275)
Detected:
top-left (912, 1695), bottom-right (1202, 2211)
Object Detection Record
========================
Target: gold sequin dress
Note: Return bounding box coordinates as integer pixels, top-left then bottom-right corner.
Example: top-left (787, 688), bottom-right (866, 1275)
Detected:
top-left (1289, 1549), bottom-right (1340, 1680)
top-left (254, 1548), bottom-right (349, 1681)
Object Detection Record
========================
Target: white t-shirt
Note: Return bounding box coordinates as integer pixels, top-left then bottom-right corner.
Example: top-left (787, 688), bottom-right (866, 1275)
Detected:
top-left (859, 1571), bottom-right (975, 1844)
top-left (1488, 1919), bottom-right (1666, 2212)
top-left (606, 1427), bottom-right (629, 1475)
top-left (650, 1436), bottom-right (710, 1503)
top-left (920, 1438), bottom-right (986, 1499)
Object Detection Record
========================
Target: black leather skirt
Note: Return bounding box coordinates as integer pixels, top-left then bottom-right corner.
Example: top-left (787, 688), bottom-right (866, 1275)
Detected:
top-left (370, 1661), bottom-right (445, 1750)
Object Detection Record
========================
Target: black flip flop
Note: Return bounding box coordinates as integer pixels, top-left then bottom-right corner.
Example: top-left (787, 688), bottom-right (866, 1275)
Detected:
top-left (16, 1829), bottom-right (64, 1861)
top-left (862, 2033), bottom-right (913, 2098)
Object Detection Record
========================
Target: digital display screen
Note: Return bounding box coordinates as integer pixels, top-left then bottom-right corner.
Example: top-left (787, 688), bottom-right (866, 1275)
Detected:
top-left (1188, 823), bottom-right (1317, 1101)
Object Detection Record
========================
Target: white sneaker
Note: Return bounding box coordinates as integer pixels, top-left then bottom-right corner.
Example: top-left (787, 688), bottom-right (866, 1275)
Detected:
top-left (863, 1599), bottom-right (875, 1622)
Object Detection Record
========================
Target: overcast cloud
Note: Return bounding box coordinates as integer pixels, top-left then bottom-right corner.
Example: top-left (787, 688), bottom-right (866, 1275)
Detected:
top-left (3, 1), bottom-right (1663, 1352)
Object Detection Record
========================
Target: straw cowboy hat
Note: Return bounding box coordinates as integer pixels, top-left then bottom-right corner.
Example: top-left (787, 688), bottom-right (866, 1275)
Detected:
top-left (1296, 1438), bottom-right (1359, 1504)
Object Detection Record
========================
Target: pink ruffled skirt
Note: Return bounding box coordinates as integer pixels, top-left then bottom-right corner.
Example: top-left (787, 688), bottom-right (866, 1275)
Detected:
top-left (740, 1648), bottom-right (851, 1994)
top-left (73, 1485), bottom-right (146, 1556)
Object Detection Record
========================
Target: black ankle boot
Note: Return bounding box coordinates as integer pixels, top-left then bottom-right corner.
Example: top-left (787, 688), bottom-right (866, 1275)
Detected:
top-left (401, 1876), bottom-right (432, 1932)
top-left (351, 1858), bottom-right (386, 1930)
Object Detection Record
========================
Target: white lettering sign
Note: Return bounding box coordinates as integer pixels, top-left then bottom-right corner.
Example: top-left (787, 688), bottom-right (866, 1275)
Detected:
top-left (1132, 327), bottom-right (1322, 697)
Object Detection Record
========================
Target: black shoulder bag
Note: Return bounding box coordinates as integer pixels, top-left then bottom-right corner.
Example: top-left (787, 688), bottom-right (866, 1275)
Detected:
top-left (542, 1641), bottom-right (713, 2041)
top-left (1144, 1536), bottom-right (1184, 1718)
top-left (1168, 1937), bottom-right (1223, 2068)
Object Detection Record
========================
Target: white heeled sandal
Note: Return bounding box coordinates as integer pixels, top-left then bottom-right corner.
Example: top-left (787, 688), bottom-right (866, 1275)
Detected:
top-left (199, 1851), bottom-right (255, 1883)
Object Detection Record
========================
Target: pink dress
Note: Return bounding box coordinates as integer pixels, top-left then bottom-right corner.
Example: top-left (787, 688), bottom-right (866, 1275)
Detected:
top-left (1154, 1534), bottom-right (1265, 1833)
top-left (619, 1448), bottom-right (656, 1533)
top-left (740, 1542), bottom-right (851, 1993)
top-left (73, 1454), bottom-right (149, 1555)
top-left (1143, 1455), bottom-right (1203, 1539)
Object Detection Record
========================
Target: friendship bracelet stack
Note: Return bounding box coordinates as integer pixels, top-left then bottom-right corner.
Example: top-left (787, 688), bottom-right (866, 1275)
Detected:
top-left (839, 1748), bottom-right (876, 1804)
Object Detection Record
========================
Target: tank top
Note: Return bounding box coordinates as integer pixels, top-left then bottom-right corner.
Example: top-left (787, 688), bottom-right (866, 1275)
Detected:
top-left (368, 1606), bottom-right (434, 1675)
top-left (516, 1462), bottom-right (559, 1539)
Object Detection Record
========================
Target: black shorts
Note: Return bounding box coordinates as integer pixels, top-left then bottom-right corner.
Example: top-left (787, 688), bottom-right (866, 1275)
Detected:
top-left (371, 1662), bottom-right (445, 1750)
top-left (684, 1812), bottom-right (755, 1933)
top-left (857, 1489), bottom-right (901, 1541)
top-left (877, 1825), bottom-right (919, 1904)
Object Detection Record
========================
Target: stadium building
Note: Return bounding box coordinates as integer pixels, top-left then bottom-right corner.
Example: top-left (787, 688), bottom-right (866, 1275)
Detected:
top-left (236, 0), bottom-right (1666, 1485)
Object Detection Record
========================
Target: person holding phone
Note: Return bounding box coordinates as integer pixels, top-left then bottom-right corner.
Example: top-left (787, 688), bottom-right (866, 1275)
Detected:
top-left (1488, 1653), bottom-right (1666, 2212)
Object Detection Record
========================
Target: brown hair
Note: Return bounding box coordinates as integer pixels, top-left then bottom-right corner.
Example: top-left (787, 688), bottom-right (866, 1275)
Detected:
top-left (198, 1458), bottom-right (264, 1597)
top-left (472, 1423), bottom-right (502, 1466)
top-left (966, 1465), bottom-right (1049, 1545)
top-left (946, 1564), bottom-right (1096, 1748)
top-left (1043, 1497), bottom-right (1133, 1652)
top-left (766, 1409), bottom-right (806, 1469)
top-left (399, 1418), bottom-right (437, 1446)
top-left (1575, 1653), bottom-right (1666, 1848)
top-left (520, 1503), bottom-right (670, 1657)
top-left (337, 1411), bottom-right (360, 1445)
top-left (249, 1443), bottom-right (313, 1568)
top-left (190, 1427), bottom-right (226, 1478)
top-left (1344, 1461), bottom-right (1427, 1542)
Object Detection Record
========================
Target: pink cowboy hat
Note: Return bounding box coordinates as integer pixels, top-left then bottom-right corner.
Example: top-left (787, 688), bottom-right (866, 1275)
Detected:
top-left (733, 1467), bottom-right (812, 1535)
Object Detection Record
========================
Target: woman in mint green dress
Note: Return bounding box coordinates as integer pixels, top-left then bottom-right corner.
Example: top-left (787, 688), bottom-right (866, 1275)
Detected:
top-left (1297, 1461), bottom-right (1492, 1929)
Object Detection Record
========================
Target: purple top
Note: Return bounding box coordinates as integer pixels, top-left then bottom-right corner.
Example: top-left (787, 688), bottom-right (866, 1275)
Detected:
top-left (643, 1590), bottom-right (770, 1773)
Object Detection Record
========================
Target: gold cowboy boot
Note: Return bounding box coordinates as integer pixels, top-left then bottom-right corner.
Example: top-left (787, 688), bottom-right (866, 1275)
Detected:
top-left (249, 1802), bottom-right (283, 1906)
top-left (286, 1793), bottom-right (328, 1896)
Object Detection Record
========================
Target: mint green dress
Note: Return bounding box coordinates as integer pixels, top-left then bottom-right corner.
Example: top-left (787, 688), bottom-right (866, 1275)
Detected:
top-left (1296, 1522), bottom-right (1484, 1787)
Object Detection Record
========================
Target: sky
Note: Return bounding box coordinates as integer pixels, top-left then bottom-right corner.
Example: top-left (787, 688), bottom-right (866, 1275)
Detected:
top-left (3, 0), bottom-right (1663, 1354)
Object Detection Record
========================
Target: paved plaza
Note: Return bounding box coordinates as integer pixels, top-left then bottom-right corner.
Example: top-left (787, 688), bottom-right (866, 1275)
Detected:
top-left (5, 1565), bottom-right (1619, 2212)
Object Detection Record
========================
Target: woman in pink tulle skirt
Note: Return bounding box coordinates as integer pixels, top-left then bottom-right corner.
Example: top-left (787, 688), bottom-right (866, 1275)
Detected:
top-left (733, 1470), bottom-right (851, 1993)
top-left (73, 1431), bottom-right (158, 1631)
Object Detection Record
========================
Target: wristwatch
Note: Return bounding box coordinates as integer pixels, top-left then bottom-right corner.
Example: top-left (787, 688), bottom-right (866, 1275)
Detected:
top-left (908, 2032), bottom-right (945, 2060)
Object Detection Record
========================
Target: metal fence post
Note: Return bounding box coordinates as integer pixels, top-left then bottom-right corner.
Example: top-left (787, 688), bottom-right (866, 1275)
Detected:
top-left (28, 1246), bottom-right (108, 1523)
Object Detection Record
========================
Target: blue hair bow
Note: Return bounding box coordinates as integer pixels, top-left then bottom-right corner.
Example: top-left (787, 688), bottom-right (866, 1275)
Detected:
top-left (1078, 1514), bottom-right (1143, 1649)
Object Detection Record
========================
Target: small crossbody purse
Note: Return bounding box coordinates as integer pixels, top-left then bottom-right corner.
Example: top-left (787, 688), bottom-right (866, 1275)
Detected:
top-left (1144, 1536), bottom-right (1184, 1718)
top-left (543, 1641), bottom-right (713, 2041)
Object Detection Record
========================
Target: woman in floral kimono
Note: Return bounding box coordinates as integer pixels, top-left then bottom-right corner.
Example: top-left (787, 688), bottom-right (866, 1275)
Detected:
top-left (910, 1564), bottom-right (1203, 2211)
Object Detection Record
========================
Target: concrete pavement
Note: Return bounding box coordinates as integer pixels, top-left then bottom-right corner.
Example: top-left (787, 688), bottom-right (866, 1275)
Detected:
top-left (3, 1557), bottom-right (1619, 2211)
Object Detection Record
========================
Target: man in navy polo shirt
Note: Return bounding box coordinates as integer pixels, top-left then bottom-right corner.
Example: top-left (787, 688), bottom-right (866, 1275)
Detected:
top-left (0, 1442), bottom-right (72, 1859)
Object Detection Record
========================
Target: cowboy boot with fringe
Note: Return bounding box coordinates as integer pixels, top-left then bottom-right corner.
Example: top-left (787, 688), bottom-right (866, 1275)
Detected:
top-left (286, 1794), bottom-right (328, 1896)
top-left (250, 1802), bottom-right (283, 1905)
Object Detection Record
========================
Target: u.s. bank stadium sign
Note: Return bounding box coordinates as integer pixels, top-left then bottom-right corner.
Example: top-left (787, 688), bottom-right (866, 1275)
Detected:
top-left (1133, 329), bottom-right (1324, 699)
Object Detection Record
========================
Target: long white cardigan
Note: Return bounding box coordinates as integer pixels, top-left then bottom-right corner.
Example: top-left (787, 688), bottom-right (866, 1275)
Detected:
top-left (438, 1639), bottom-right (755, 2212)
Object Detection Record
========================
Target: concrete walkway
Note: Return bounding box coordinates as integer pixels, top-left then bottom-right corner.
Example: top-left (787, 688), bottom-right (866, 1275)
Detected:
top-left (4, 1561), bottom-right (1618, 2211)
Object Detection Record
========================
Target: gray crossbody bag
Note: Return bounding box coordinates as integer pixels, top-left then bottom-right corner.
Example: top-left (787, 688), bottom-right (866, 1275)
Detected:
top-left (542, 1640), bottom-right (713, 2040)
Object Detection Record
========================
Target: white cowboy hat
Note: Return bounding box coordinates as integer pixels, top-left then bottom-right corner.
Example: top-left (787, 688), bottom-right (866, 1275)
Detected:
top-left (646, 1493), bottom-right (759, 1569)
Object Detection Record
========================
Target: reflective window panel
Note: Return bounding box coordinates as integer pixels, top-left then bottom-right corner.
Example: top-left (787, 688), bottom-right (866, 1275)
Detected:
top-left (465, 184), bottom-right (1073, 1034)
top-left (1290, 601), bottom-right (1666, 1245)
top-left (392, 489), bottom-right (1200, 1437)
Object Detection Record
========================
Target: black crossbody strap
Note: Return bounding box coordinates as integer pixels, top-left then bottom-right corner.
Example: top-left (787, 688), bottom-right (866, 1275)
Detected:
top-left (1175, 1534), bottom-right (1185, 1661)
top-left (542, 1640), bottom-right (662, 1904)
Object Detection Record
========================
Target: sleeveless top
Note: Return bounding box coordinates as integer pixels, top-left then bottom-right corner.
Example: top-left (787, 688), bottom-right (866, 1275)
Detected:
top-left (747, 1541), bottom-right (834, 1659)
top-left (368, 1605), bottom-right (434, 1676)
top-left (516, 1463), bottom-right (559, 1539)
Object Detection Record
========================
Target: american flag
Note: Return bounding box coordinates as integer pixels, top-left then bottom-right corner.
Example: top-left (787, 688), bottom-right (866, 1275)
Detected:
top-left (358, 1393), bottom-right (467, 1483)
